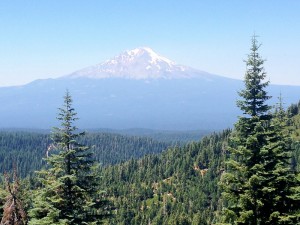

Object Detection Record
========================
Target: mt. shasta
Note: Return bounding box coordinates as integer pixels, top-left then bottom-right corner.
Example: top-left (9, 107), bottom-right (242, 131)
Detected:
top-left (65, 47), bottom-right (216, 80)
top-left (0, 48), bottom-right (299, 130)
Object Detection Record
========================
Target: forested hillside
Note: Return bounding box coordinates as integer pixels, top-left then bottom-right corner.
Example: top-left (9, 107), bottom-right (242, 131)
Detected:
top-left (0, 131), bottom-right (169, 177)
top-left (1, 104), bottom-right (300, 224)
top-left (1, 119), bottom-right (299, 224)
top-left (99, 130), bottom-right (230, 224)
top-left (1, 99), bottom-right (300, 224)
top-left (94, 115), bottom-right (300, 225)
top-left (94, 102), bottom-right (300, 224)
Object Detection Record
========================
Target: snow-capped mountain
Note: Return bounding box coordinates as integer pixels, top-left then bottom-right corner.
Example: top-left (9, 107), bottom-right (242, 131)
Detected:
top-left (0, 47), bottom-right (300, 130)
top-left (66, 47), bottom-right (210, 80)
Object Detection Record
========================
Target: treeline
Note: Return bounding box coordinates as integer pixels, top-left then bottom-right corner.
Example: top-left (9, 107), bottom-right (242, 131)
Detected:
top-left (0, 132), bottom-right (170, 177)
top-left (90, 128), bottom-right (211, 144)
top-left (2, 120), bottom-right (298, 224)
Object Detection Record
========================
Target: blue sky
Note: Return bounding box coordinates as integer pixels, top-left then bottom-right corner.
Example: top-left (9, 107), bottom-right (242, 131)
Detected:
top-left (0, 0), bottom-right (300, 86)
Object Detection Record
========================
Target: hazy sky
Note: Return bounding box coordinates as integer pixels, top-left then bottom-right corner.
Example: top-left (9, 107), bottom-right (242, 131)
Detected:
top-left (0, 1), bottom-right (300, 87)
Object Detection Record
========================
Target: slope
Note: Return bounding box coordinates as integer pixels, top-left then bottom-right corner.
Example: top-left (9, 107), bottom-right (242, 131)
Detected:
top-left (99, 130), bottom-right (230, 225)
top-left (97, 102), bottom-right (300, 225)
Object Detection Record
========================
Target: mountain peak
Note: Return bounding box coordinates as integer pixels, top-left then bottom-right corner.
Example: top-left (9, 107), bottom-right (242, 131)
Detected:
top-left (65, 47), bottom-right (205, 80)
top-left (124, 47), bottom-right (175, 66)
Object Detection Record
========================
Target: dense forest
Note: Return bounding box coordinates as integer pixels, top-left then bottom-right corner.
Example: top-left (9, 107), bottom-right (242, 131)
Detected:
top-left (0, 129), bottom-right (229, 224)
top-left (96, 104), bottom-right (300, 224)
top-left (98, 130), bottom-right (230, 224)
top-left (0, 132), bottom-right (170, 177)
top-left (1, 105), bottom-right (299, 224)
top-left (0, 37), bottom-right (299, 224)
top-left (0, 129), bottom-right (211, 178)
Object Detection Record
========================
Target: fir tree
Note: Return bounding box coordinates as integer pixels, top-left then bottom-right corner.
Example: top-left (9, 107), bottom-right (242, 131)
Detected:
top-left (219, 36), bottom-right (300, 225)
top-left (29, 91), bottom-right (110, 225)
top-left (258, 98), bottom-right (300, 224)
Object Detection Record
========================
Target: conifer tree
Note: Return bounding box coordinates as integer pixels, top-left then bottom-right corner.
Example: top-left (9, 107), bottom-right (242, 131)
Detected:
top-left (258, 99), bottom-right (300, 224)
top-left (219, 36), bottom-right (300, 225)
top-left (29, 91), bottom-right (109, 225)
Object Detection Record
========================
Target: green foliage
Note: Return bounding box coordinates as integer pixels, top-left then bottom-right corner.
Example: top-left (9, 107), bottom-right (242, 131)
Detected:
top-left (219, 36), bottom-right (300, 225)
top-left (98, 130), bottom-right (231, 224)
top-left (287, 100), bottom-right (300, 118)
top-left (0, 131), bottom-right (169, 177)
top-left (29, 91), bottom-right (110, 225)
top-left (0, 132), bottom-right (51, 178)
top-left (237, 35), bottom-right (270, 117)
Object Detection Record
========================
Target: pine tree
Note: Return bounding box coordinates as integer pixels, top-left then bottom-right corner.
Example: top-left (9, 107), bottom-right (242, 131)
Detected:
top-left (219, 36), bottom-right (300, 225)
top-left (258, 98), bottom-right (300, 224)
top-left (29, 91), bottom-right (110, 225)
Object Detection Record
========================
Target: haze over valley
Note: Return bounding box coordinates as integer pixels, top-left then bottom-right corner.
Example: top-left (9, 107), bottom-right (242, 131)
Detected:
top-left (1, 47), bottom-right (299, 131)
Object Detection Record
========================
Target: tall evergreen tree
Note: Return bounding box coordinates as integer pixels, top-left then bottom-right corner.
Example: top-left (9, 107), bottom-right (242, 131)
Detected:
top-left (219, 36), bottom-right (300, 225)
top-left (29, 91), bottom-right (109, 225)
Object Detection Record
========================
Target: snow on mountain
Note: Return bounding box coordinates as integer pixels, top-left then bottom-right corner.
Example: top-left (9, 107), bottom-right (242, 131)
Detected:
top-left (1, 47), bottom-right (300, 130)
top-left (65, 47), bottom-right (209, 80)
